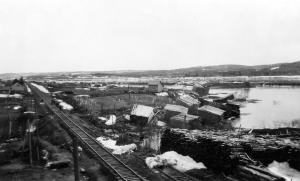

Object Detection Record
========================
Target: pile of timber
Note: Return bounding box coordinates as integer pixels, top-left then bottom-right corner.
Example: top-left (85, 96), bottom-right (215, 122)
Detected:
top-left (160, 128), bottom-right (300, 180)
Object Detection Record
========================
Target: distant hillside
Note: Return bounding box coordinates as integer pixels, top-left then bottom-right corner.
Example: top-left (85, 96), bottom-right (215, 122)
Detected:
top-left (1, 61), bottom-right (300, 79)
top-left (116, 61), bottom-right (300, 77)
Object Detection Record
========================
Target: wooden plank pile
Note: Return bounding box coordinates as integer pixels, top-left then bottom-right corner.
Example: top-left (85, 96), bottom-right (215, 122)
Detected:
top-left (160, 128), bottom-right (300, 181)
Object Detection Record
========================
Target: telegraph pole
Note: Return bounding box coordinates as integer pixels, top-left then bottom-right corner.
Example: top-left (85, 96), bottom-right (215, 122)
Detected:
top-left (72, 138), bottom-right (80, 181)
top-left (27, 118), bottom-right (32, 165)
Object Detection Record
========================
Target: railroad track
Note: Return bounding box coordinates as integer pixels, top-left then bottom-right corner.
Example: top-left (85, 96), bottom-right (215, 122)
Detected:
top-left (29, 83), bottom-right (147, 181)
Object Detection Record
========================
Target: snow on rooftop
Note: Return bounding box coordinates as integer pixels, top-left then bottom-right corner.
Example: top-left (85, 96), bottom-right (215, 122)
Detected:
top-left (31, 83), bottom-right (50, 93)
top-left (131, 104), bottom-right (154, 118)
top-left (0, 94), bottom-right (23, 99)
top-left (145, 151), bottom-right (206, 172)
top-left (268, 161), bottom-right (300, 181)
top-left (96, 137), bottom-right (137, 155)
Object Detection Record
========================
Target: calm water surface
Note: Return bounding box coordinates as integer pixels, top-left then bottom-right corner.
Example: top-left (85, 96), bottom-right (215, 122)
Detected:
top-left (210, 86), bottom-right (300, 129)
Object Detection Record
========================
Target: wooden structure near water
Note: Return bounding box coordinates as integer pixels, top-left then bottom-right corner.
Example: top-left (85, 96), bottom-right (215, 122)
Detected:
top-left (160, 128), bottom-right (300, 181)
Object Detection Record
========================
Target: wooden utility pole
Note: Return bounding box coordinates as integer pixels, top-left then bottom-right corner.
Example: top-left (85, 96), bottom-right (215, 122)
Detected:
top-left (72, 138), bottom-right (80, 181)
top-left (7, 110), bottom-right (11, 138)
top-left (36, 119), bottom-right (40, 163)
top-left (114, 103), bottom-right (116, 114)
top-left (128, 85), bottom-right (131, 102)
top-left (27, 118), bottom-right (32, 165)
top-left (184, 115), bottom-right (187, 128)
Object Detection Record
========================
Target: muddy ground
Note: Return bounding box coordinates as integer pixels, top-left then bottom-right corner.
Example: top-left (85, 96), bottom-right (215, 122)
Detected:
top-left (0, 98), bottom-right (110, 181)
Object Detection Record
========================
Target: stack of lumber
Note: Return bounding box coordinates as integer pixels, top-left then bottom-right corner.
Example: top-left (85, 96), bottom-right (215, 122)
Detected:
top-left (160, 128), bottom-right (300, 180)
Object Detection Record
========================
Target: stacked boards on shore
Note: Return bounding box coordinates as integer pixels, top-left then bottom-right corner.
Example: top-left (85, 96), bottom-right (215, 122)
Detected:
top-left (160, 128), bottom-right (300, 181)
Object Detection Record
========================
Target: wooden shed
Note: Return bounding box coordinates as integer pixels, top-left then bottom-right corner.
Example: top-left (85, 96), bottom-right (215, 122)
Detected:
top-left (169, 113), bottom-right (201, 129)
top-left (177, 94), bottom-right (199, 107)
top-left (11, 82), bottom-right (26, 93)
top-left (198, 105), bottom-right (225, 125)
top-left (130, 104), bottom-right (154, 126)
top-left (148, 81), bottom-right (163, 93)
top-left (164, 104), bottom-right (188, 121)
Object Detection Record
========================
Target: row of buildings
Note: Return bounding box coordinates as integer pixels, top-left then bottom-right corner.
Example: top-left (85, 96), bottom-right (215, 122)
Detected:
top-left (129, 84), bottom-right (239, 130)
top-left (147, 81), bottom-right (209, 96)
top-left (0, 81), bottom-right (27, 94)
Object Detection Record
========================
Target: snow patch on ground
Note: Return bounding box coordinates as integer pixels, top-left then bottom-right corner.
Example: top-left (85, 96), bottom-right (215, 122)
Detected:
top-left (0, 94), bottom-right (23, 99)
top-left (13, 106), bottom-right (22, 110)
top-left (24, 111), bottom-right (35, 114)
top-left (270, 66), bottom-right (279, 70)
top-left (155, 92), bottom-right (169, 96)
top-left (156, 121), bottom-right (166, 127)
top-left (56, 99), bottom-right (73, 110)
top-left (31, 83), bottom-right (50, 93)
top-left (268, 161), bottom-right (300, 181)
top-left (98, 117), bottom-right (108, 121)
top-left (25, 84), bottom-right (31, 93)
top-left (124, 114), bottom-right (130, 120)
top-left (105, 115), bottom-right (116, 125)
top-left (145, 151), bottom-right (206, 172)
top-left (96, 137), bottom-right (137, 155)
top-left (59, 102), bottom-right (73, 110)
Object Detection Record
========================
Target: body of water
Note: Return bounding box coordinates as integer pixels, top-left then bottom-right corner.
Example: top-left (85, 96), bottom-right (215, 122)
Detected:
top-left (210, 86), bottom-right (300, 129)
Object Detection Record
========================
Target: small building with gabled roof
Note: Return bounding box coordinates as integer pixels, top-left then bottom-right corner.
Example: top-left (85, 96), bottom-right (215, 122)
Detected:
top-left (192, 84), bottom-right (210, 96)
top-left (0, 81), bottom-right (5, 87)
top-left (169, 113), bottom-right (201, 129)
top-left (164, 104), bottom-right (189, 121)
top-left (177, 94), bottom-right (199, 107)
top-left (148, 81), bottom-right (163, 93)
top-left (198, 105), bottom-right (225, 124)
top-left (11, 82), bottom-right (26, 93)
top-left (130, 104), bottom-right (155, 126)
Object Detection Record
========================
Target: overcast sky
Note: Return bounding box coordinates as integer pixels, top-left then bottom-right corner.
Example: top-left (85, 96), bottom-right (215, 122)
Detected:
top-left (1, 0), bottom-right (300, 73)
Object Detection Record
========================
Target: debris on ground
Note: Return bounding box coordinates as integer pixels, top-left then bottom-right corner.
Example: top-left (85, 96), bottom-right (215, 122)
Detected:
top-left (145, 151), bottom-right (206, 172)
top-left (96, 136), bottom-right (137, 154)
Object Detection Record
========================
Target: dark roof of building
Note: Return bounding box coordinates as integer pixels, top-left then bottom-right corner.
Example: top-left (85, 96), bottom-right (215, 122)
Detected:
top-left (170, 113), bottom-right (199, 121)
top-left (178, 94), bottom-right (199, 107)
top-left (148, 81), bottom-right (162, 86)
top-left (164, 104), bottom-right (188, 114)
top-left (11, 82), bottom-right (25, 87)
top-left (198, 105), bottom-right (225, 116)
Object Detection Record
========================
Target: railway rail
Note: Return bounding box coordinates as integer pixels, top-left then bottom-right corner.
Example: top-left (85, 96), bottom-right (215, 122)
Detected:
top-left (29, 83), bottom-right (147, 181)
